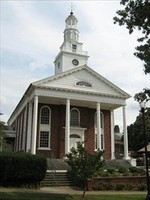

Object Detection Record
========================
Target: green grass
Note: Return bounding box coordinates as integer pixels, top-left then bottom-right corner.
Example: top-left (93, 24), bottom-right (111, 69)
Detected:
top-left (0, 192), bottom-right (146, 200)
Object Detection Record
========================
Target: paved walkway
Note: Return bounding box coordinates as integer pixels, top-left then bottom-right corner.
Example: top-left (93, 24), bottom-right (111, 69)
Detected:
top-left (41, 186), bottom-right (146, 195)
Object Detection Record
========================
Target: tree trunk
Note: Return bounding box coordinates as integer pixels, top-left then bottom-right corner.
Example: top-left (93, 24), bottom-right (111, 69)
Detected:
top-left (81, 185), bottom-right (87, 199)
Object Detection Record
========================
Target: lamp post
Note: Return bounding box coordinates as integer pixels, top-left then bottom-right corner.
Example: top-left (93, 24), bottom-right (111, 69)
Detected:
top-left (139, 102), bottom-right (150, 200)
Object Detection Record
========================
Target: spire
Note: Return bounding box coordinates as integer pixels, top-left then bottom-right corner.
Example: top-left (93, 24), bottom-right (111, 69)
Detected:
top-left (54, 11), bottom-right (89, 75)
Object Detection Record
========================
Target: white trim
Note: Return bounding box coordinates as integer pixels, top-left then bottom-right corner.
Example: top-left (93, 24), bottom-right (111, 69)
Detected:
top-left (31, 96), bottom-right (38, 154)
top-left (19, 114), bottom-right (23, 151)
top-left (26, 102), bottom-right (32, 152)
top-left (94, 111), bottom-right (104, 151)
top-left (97, 102), bottom-right (101, 150)
top-left (22, 105), bottom-right (27, 151)
top-left (39, 106), bottom-right (51, 149)
top-left (70, 107), bottom-right (80, 126)
top-left (111, 110), bottom-right (115, 160)
top-left (37, 148), bottom-right (51, 150)
top-left (35, 88), bottom-right (127, 107)
top-left (65, 99), bottom-right (70, 154)
top-left (32, 65), bottom-right (130, 98)
top-left (123, 106), bottom-right (130, 160)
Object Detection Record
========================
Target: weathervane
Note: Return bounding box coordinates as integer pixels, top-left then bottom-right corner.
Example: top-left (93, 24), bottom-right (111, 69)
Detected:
top-left (69, 1), bottom-right (75, 15)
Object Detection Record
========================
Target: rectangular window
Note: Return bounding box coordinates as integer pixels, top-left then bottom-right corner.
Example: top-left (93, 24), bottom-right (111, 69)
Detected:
top-left (72, 44), bottom-right (77, 52)
top-left (95, 131), bottom-right (104, 150)
top-left (40, 107), bottom-right (50, 124)
top-left (40, 131), bottom-right (49, 148)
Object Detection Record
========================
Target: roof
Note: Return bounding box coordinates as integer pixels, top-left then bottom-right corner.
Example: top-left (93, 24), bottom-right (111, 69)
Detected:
top-left (138, 144), bottom-right (150, 152)
top-left (32, 65), bottom-right (131, 99)
top-left (8, 65), bottom-right (131, 125)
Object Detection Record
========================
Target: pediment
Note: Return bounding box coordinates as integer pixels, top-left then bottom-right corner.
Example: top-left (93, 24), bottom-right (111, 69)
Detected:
top-left (32, 65), bottom-right (130, 99)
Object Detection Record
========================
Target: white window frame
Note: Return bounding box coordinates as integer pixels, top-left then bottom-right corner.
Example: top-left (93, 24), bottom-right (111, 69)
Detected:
top-left (38, 106), bottom-right (51, 150)
top-left (70, 108), bottom-right (80, 127)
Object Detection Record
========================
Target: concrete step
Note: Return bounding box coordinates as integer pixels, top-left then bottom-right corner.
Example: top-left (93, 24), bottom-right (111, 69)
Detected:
top-left (41, 171), bottom-right (76, 187)
top-left (47, 159), bottom-right (71, 171)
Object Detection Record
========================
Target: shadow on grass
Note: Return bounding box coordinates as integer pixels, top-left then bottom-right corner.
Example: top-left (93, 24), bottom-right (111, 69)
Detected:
top-left (0, 192), bottom-right (73, 200)
top-left (0, 192), bottom-right (146, 200)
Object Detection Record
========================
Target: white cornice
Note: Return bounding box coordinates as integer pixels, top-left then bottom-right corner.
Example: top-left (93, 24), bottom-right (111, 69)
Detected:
top-left (32, 65), bottom-right (131, 99)
top-left (36, 85), bottom-right (127, 99)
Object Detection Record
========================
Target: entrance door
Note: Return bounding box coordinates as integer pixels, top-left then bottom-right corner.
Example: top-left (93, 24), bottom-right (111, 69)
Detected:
top-left (70, 134), bottom-right (81, 149)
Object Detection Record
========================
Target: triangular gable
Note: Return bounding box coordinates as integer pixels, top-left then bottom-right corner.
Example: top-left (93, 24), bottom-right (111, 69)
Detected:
top-left (32, 65), bottom-right (130, 99)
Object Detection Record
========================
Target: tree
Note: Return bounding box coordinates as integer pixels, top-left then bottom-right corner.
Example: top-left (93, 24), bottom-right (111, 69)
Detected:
top-left (128, 108), bottom-right (150, 152)
top-left (134, 88), bottom-right (150, 103)
top-left (65, 143), bottom-right (104, 199)
top-left (114, 0), bottom-right (150, 74)
top-left (0, 121), bottom-right (5, 151)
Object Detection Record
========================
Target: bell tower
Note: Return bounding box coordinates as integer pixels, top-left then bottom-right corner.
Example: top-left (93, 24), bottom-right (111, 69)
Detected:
top-left (54, 11), bottom-right (89, 75)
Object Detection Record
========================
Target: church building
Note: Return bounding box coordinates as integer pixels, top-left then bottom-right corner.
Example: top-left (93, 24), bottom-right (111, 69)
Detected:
top-left (8, 12), bottom-right (131, 160)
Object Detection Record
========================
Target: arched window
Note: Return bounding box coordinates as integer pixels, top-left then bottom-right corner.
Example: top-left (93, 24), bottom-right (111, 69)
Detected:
top-left (39, 106), bottom-right (51, 149)
top-left (76, 81), bottom-right (92, 87)
top-left (94, 112), bottom-right (104, 150)
top-left (70, 134), bottom-right (81, 139)
top-left (40, 106), bottom-right (50, 124)
top-left (70, 108), bottom-right (80, 127)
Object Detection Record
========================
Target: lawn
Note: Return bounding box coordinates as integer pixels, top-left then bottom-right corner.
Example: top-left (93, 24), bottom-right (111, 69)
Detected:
top-left (0, 191), bottom-right (146, 200)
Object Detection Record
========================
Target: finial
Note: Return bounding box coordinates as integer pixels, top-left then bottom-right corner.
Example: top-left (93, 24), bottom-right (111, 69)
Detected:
top-left (70, 10), bottom-right (73, 15)
top-left (70, 2), bottom-right (74, 15)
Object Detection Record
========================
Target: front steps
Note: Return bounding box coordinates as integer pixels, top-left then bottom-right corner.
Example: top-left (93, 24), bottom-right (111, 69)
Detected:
top-left (47, 158), bottom-right (71, 171)
top-left (41, 159), bottom-right (131, 187)
top-left (41, 158), bottom-right (76, 187)
top-left (41, 171), bottom-right (76, 187)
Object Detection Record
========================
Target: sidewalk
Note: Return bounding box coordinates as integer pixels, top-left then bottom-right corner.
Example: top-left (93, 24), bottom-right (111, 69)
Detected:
top-left (0, 186), bottom-right (147, 195)
top-left (40, 186), bottom-right (146, 195)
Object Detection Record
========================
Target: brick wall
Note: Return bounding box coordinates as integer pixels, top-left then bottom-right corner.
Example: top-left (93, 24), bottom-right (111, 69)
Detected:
top-left (36, 104), bottom-right (111, 159)
top-left (87, 176), bottom-right (148, 191)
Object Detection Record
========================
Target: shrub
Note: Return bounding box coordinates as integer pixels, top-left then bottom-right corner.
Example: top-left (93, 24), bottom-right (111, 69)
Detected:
top-left (137, 184), bottom-right (147, 191)
top-left (0, 152), bottom-right (47, 187)
top-left (118, 167), bottom-right (128, 174)
top-left (107, 168), bottom-right (116, 174)
top-left (93, 183), bottom-right (105, 190)
top-left (93, 182), bottom-right (114, 190)
top-left (129, 166), bottom-right (139, 173)
top-left (115, 183), bottom-right (126, 190)
top-left (105, 182), bottom-right (114, 190)
top-left (124, 183), bottom-right (135, 190)
top-left (138, 168), bottom-right (146, 175)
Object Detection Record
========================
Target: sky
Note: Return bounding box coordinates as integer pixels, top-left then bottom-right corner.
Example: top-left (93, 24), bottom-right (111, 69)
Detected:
top-left (1, 0), bottom-right (150, 130)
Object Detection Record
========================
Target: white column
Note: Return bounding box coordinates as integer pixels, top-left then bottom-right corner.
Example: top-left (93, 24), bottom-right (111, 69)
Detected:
top-left (31, 96), bottom-right (38, 155)
top-left (26, 102), bottom-right (32, 152)
top-left (65, 99), bottom-right (70, 154)
top-left (123, 106), bottom-right (130, 160)
top-left (97, 102), bottom-right (101, 150)
top-left (22, 105), bottom-right (27, 151)
top-left (111, 110), bottom-right (115, 160)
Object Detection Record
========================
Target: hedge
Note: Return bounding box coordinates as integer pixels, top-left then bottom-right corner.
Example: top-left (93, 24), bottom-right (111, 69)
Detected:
top-left (0, 152), bottom-right (47, 187)
top-left (93, 182), bottom-right (147, 191)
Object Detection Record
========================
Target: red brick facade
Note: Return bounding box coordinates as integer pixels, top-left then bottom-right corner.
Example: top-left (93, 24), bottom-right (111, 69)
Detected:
top-left (87, 176), bottom-right (148, 191)
top-left (36, 104), bottom-right (111, 159)
top-left (12, 103), bottom-right (111, 159)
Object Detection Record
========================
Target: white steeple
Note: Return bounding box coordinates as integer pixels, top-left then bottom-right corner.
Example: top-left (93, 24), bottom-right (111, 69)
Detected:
top-left (54, 11), bottom-right (89, 75)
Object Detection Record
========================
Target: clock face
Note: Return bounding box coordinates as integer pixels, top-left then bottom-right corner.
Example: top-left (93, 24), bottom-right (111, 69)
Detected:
top-left (72, 59), bottom-right (79, 66)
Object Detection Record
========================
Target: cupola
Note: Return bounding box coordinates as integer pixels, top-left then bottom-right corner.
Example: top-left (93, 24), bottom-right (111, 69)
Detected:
top-left (54, 11), bottom-right (89, 75)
